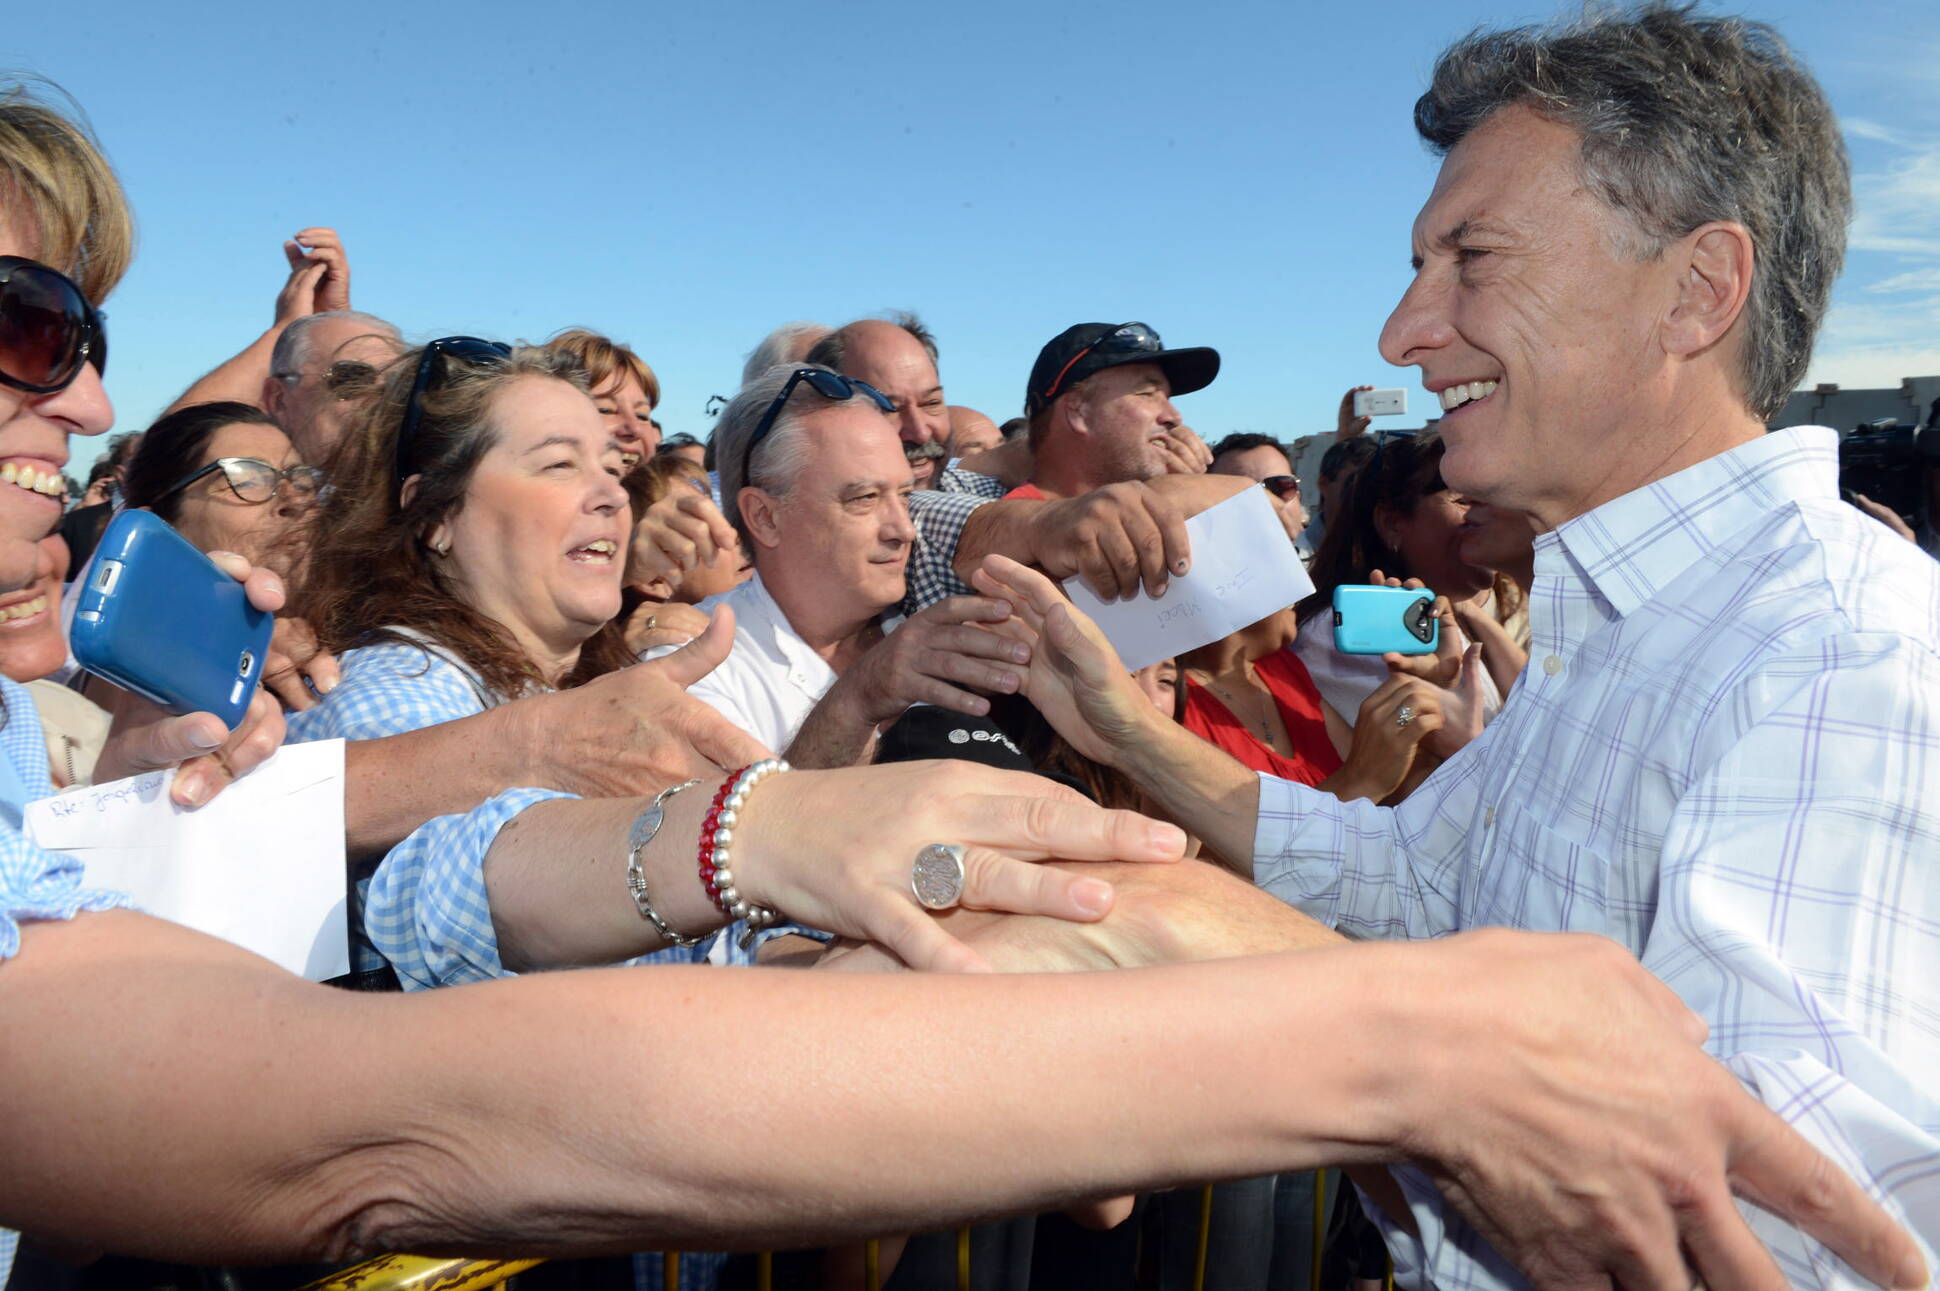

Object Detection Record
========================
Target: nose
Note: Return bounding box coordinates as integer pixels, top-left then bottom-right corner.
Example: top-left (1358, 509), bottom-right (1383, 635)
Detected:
top-left (895, 405), bottom-right (933, 447)
top-left (38, 362), bottom-right (114, 438)
top-left (1379, 269), bottom-right (1455, 370)
top-left (590, 469), bottom-right (629, 514)
top-left (1157, 396), bottom-right (1182, 429)
top-left (883, 492), bottom-right (917, 545)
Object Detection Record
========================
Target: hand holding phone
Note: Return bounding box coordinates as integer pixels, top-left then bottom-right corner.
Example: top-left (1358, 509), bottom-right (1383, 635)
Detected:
top-left (72, 510), bottom-right (275, 728)
top-left (1333, 584), bottom-right (1439, 655)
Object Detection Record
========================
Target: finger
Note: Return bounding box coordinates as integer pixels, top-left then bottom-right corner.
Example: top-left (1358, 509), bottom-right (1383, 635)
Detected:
top-left (283, 241), bottom-right (305, 271)
top-left (976, 555), bottom-right (1063, 626)
top-left (959, 847), bottom-right (1115, 921)
top-left (134, 714), bottom-right (230, 779)
top-left (865, 896), bottom-right (993, 974)
top-left (1680, 1183), bottom-right (1791, 1291)
top-left (924, 595), bottom-right (1016, 627)
top-left (1065, 1197), bottom-right (1137, 1231)
top-left (261, 665), bottom-right (316, 712)
top-left (652, 604), bottom-right (739, 689)
top-left (170, 752), bottom-right (228, 810)
top-left (678, 704), bottom-right (773, 774)
top-left (1724, 1099), bottom-right (1927, 1291)
top-left (214, 692), bottom-right (286, 781)
top-left (913, 642), bottom-right (1023, 694)
top-left (1148, 493), bottom-right (1191, 580)
top-left (930, 622), bottom-right (1031, 665)
top-left (1092, 521), bottom-right (1144, 601)
top-left (1381, 651), bottom-right (1442, 682)
top-left (964, 793), bottom-right (1187, 863)
top-left (1115, 498), bottom-right (1169, 599)
top-left (303, 648), bottom-right (341, 697)
top-left (205, 551), bottom-right (287, 614)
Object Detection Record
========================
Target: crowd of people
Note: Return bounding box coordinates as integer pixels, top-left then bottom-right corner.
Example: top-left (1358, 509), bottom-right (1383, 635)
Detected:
top-left (0, 5), bottom-right (1935, 1291)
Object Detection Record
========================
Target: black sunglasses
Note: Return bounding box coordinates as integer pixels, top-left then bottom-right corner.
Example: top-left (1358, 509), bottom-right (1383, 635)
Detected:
top-left (0, 256), bottom-right (106, 395)
top-left (159, 457), bottom-right (325, 506)
top-left (739, 368), bottom-right (895, 485)
top-left (1040, 322), bottom-right (1163, 406)
top-left (1262, 474), bottom-right (1303, 500)
top-left (395, 337), bottom-right (513, 482)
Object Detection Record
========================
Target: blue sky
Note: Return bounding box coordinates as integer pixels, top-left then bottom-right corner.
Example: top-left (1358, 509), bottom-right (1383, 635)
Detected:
top-left (10, 0), bottom-right (1940, 481)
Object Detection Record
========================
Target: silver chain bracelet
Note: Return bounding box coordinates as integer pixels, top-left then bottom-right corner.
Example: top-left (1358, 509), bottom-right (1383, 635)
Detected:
top-left (625, 778), bottom-right (705, 946)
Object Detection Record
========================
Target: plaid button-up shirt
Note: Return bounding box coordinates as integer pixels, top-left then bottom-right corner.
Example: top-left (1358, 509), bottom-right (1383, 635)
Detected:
top-left (1256, 427), bottom-right (1940, 1289)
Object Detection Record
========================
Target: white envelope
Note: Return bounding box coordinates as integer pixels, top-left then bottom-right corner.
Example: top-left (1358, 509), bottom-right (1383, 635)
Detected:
top-left (26, 739), bottom-right (350, 981)
top-left (1063, 487), bottom-right (1316, 671)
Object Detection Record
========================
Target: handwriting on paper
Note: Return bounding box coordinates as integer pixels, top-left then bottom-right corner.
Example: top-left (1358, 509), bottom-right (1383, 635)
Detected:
top-left (1064, 487), bottom-right (1315, 671)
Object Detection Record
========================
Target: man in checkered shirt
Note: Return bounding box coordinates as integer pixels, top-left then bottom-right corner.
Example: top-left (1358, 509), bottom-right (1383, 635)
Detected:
top-left (982, 7), bottom-right (1940, 1290)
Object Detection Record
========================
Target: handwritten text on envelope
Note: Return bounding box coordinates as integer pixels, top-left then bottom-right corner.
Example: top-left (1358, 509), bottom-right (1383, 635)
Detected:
top-left (1063, 486), bottom-right (1316, 671)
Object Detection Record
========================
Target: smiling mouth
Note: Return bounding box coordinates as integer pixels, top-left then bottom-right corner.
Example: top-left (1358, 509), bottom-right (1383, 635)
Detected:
top-left (0, 593), bottom-right (48, 625)
top-left (0, 462), bottom-right (67, 503)
top-left (567, 539), bottom-right (618, 565)
top-left (1438, 380), bottom-right (1499, 413)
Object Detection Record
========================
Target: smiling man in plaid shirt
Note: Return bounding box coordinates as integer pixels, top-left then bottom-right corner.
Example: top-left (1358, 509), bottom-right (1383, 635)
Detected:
top-left (981, 6), bottom-right (1940, 1289)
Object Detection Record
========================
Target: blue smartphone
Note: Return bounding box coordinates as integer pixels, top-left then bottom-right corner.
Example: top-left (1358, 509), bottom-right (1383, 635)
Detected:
top-left (71, 509), bottom-right (274, 728)
top-left (1332, 584), bottom-right (1438, 655)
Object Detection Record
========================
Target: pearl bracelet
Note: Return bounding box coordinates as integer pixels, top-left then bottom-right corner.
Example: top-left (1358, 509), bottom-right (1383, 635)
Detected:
top-left (699, 758), bottom-right (788, 941)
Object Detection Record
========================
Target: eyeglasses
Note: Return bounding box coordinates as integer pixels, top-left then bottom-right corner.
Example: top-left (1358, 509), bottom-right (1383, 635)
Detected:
top-left (0, 256), bottom-right (107, 395)
top-left (1262, 474), bottom-right (1303, 500)
top-left (159, 457), bottom-right (326, 506)
top-left (739, 368), bottom-right (894, 485)
top-left (322, 359), bottom-right (379, 400)
top-left (1039, 322), bottom-right (1163, 406)
top-left (395, 337), bottom-right (512, 482)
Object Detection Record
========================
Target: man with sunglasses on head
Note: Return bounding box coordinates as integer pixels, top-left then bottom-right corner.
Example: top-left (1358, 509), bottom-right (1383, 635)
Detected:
top-left (652, 362), bottom-right (1031, 769)
top-left (261, 309), bottom-right (403, 464)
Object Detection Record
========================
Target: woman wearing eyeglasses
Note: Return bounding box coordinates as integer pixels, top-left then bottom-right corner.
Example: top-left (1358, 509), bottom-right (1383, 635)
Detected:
top-left (118, 401), bottom-right (322, 573)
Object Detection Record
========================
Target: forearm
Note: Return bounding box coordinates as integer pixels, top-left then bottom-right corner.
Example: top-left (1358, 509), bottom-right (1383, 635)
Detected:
top-left (342, 711), bottom-right (533, 858)
top-left (1115, 713), bottom-right (1264, 876)
top-left (483, 789), bottom-right (728, 972)
top-left (0, 909), bottom-right (1414, 1264)
top-left (782, 686), bottom-right (878, 769)
top-left (951, 500), bottom-right (1039, 585)
top-left (161, 326), bottom-right (282, 416)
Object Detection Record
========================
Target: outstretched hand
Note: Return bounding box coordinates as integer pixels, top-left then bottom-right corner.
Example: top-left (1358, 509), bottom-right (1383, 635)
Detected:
top-left (738, 763), bottom-right (1186, 974)
top-left (971, 554), bottom-right (1151, 767)
top-left (93, 552), bottom-right (288, 808)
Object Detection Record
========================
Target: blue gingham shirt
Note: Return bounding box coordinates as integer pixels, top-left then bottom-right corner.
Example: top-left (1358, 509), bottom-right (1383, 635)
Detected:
top-left (905, 481), bottom-right (999, 613)
top-left (0, 677), bottom-right (132, 1283)
top-left (1255, 428), bottom-right (1940, 1289)
top-left (286, 636), bottom-right (753, 989)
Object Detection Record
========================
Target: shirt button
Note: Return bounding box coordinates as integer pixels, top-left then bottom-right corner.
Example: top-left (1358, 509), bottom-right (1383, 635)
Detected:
top-left (1543, 655), bottom-right (1563, 676)
top-left (1484, 806), bottom-right (1496, 828)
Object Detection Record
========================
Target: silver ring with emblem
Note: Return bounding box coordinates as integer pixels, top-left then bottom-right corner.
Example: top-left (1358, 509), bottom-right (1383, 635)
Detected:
top-left (911, 843), bottom-right (967, 910)
top-left (1395, 704), bottom-right (1417, 728)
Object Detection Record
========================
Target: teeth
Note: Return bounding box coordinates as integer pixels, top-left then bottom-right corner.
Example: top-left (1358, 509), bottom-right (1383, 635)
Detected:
top-left (573, 540), bottom-right (617, 559)
top-left (0, 595), bottom-right (46, 622)
top-left (0, 463), bottom-right (66, 501)
top-left (1438, 379), bottom-right (1499, 412)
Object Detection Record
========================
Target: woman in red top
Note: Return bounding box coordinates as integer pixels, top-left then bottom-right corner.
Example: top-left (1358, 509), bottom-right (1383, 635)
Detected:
top-left (1181, 606), bottom-right (1439, 803)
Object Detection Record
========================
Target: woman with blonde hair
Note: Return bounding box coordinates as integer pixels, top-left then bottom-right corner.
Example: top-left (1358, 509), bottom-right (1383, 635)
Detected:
top-left (543, 326), bottom-right (661, 467)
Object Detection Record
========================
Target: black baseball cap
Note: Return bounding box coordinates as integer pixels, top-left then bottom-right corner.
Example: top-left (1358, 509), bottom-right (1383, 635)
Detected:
top-left (1024, 322), bottom-right (1219, 417)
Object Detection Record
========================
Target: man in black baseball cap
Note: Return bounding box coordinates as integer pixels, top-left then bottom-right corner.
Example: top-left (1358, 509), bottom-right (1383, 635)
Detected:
top-left (1012, 321), bottom-right (1220, 500)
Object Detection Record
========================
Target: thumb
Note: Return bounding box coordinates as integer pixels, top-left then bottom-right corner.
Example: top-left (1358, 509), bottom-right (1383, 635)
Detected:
top-left (1458, 642), bottom-right (1484, 693)
top-left (124, 713), bottom-right (229, 772)
top-left (654, 603), bottom-right (737, 688)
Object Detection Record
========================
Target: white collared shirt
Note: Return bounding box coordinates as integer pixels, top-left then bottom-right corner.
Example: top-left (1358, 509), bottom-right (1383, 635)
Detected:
top-left (679, 574), bottom-right (840, 752)
top-left (1255, 427), bottom-right (1940, 1289)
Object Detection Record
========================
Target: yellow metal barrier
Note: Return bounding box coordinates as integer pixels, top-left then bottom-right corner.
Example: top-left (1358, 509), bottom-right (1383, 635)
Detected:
top-left (296, 1255), bottom-right (542, 1291)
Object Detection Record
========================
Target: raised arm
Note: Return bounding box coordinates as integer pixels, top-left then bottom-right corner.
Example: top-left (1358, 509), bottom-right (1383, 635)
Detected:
top-left (162, 229), bottom-right (350, 415)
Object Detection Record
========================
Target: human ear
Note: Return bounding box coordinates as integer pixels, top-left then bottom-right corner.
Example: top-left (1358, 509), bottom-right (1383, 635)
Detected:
top-left (739, 488), bottom-right (783, 550)
top-left (1663, 221), bottom-right (1754, 359)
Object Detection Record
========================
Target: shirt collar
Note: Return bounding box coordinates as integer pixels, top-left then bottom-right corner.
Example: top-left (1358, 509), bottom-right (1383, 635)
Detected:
top-left (1536, 426), bottom-right (1839, 619)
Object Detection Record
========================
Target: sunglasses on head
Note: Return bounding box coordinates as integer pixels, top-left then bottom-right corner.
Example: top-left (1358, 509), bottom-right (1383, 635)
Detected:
top-left (1039, 321), bottom-right (1163, 406)
top-left (0, 256), bottom-right (106, 395)
top-left (160, 457), bottom-right (325, 506)
top-left (739, 368), bottom-right (894, 485)
top-left (395, 337), bottom-right (513, 483)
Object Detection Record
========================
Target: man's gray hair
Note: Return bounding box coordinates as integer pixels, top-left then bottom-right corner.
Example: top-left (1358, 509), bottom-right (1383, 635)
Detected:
top-left (269, 310), bottom-right (403, 380)
top-left (715, 363), bottom-right (834, 547)
top-left (740, 322), bottom-right (831, 388)
top-left (807, 311), bottom-right (940, 373)
top-left (1415, 3), bottom-right (1849, 420)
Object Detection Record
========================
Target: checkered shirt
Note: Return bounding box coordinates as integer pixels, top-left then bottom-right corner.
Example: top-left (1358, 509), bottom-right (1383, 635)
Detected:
top-left (0, 677), bottom-right (133, 1284)
top-left (286, 636), bottom-right (755, 989)
top-left (1254, 427), bottom-right (1940, 1289)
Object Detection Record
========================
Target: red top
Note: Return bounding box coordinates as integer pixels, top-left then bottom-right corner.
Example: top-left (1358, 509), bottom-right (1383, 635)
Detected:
top-left (1005, 482), bottom-right (1049, 500)
top-left (1182, 649), bottom-right (1344, 785)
